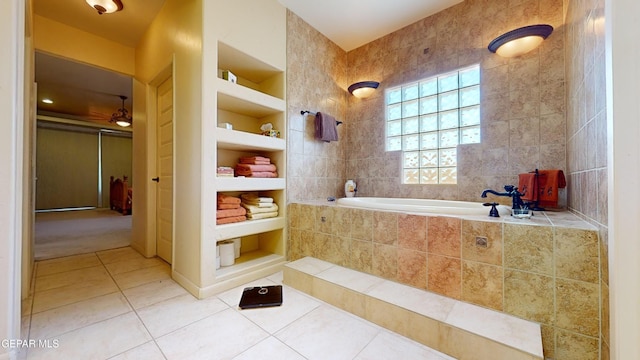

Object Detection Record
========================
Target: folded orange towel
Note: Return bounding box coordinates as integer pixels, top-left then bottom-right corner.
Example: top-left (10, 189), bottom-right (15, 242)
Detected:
top-left (243, 171), bottom-right (278, 178)
top-left (217, 203), bottom-right (241, 210)
top-left (239, 156), bottom-right (271, 165)
top-left (216, 207), bottom-right (247, 219)
top-left (216, 215), bottom-right (246, 225)
top-left (217, 194), bottom-right (241, 205)
top-left (537, 170), bottom-right (566, 208)
top-left (518, 173), bottom-right (538, 202)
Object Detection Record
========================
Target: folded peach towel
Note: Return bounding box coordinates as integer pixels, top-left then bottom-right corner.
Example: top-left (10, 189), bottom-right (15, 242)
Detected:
top-left (537, 170), bottom-right (566, 208)
top-left (246, 211), bottom-right (278, 220)
top-left (217, 194), bottom-right (241, 205)
top-left (235, 164), bottom-right (277, 172)
top-left (216, 207), bottom-right (247, 219)
top-left (216, 216), bottom-right (246, 225)
top-left (239, 156), bottom-right (271, 165)
top-left (518, 173), bottom-right (538, 202)
top-left (243, 172), bottom-right (278, 178)
top-left (217, 203), bottom-right (240, 210)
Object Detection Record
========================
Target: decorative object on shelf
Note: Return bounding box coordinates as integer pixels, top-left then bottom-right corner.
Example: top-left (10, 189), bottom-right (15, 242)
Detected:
top-left (218, 122), bottom-right (233, 130)
top-left (314, 112), bottom-right (339, 142)
top-left (217, 166), bottom-right (234, 177)
top-left (488, 24), bottom-right (554, 58)
top-left (260, 123), bottom-right (280, 138)
top-left (86, 0), bottom-right (123, 14)
top-left (222, 70), bottom-right (237, 83)
top-left (345, 179), bottom-right (356, 198)
top-left (348, 81), bottom-right (380, 98)
top-left (109, 95), bottom-right (132, 128)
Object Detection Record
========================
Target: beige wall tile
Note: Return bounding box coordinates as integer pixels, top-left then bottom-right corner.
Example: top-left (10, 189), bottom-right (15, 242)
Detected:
top-left (504, 223), bottom-right (553, 275)
top-left (372, 243), bottom-right (397, 281)
top-left (350, 239), bottom-right (373, 273)
top-left (427, 216), bottom-right (461, 258)
top-left (541, 324), bottom-right (555, 360)
top-left (332, 206), bottom-right (352, 238)
top-left (555, 278), bottom-right (600, 337)
top-left (427, 254), bottom-right (461, 299)
top-left (555, 328), bottom-right (599, 360)
top-left (351, 209), bottom-right (374, 241)
top-left (555, 227), bottom-right (600, 283)
top-left (365, 297), bottom-right (410, 336)
top-left (373, 211), bottom-right (397, 245)
top-left (461, 260), bottom-right (503, 311)
top-left (397, 249), bottom-right (427, 290)
top-left (461, 220), bottom-right (503, 265)
top-left (398, 214), bottom-right (427, 252)
top-left (504, 269), bottom-right (554, 324)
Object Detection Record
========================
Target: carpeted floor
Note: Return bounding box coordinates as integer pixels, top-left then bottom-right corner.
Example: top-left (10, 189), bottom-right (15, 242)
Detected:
top-left (35, 208), bottom-right (131, 260)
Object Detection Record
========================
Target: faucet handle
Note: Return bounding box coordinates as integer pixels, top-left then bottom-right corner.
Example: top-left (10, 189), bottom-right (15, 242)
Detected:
top-left (483, 202), bottom-right (500, 217)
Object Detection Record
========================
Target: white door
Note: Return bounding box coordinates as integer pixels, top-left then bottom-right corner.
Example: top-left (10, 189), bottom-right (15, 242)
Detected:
top-left (156, 76), bottom-right (173, 263)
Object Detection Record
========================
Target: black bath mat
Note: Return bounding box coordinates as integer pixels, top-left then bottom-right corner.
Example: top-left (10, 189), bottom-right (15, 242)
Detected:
top-left (239, 285), bottom-right (283, 309)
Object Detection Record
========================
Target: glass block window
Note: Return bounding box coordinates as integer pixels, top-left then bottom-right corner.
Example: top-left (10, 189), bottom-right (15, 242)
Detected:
top-left (386, 65), bottom-right (481, 184)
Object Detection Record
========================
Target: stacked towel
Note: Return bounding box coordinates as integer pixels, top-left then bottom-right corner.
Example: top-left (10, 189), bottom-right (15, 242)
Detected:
top-left (240, 193), bottom-right (278, 220)
top-left (314, 112), bottom-right (339, 142)
top-left (216, 194), bottom-right (246, 225)
top-left (235, 156), bottom-right (278, 178)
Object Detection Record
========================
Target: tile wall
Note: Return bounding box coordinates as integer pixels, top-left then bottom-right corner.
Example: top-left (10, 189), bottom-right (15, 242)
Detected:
top-left (288, 202), bottom-right (602, 360)
top-left (564, 0), bottom-right (609, 358)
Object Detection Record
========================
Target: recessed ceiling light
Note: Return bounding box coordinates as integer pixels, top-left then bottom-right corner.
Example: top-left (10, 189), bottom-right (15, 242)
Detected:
top-left (42, 99), bottom-right (53, 104)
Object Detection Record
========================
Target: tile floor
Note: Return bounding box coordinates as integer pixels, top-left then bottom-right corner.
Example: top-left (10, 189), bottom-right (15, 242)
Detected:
top-left (21, 246), bottom-right (454, 360)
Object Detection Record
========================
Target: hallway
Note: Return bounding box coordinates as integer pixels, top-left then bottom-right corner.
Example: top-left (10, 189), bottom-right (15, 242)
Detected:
top-left (21, 247), bottom-right (452, 360)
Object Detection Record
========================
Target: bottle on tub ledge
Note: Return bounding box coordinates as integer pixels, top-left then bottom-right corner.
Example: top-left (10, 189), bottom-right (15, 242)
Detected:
top-left (345, 179), bottom-right (357, 198)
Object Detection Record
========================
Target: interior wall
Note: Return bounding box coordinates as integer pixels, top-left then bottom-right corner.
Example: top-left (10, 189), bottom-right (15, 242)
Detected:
top-left (564, 0), bottom-right (609, 357)
top-left (286, 11), bottom-right (348, 202)
top-left (135, 0), bottom-right (202, 273)
top-left (344, 0), bottom-right (565, 204)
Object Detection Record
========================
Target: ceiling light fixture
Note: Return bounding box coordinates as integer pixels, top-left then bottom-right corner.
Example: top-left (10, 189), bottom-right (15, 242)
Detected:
top-left (110, 95), bottom-right (132, 127)
top-left (488, 24), bottom-right (553, 58)
top-left (42, 99), bottom-right (53, 104)
top-left (86, 0), bottom-right (124, 15)
top-left (348, 81), bottom-right (380, 98)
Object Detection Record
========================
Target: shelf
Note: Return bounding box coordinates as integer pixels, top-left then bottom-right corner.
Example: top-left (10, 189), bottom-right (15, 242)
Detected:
top-left (218, 42), bottom-right (284, 84)
top-left (215, 216), bottom-right (285, 240)
top-left (215, 250), bottom-right (286, 281)
top-left (216, 128), bottom-right (285, 151)
top-left (217, 78), bottom-right (285, 118)
top-left (215, 177), bottom-right (285, 192)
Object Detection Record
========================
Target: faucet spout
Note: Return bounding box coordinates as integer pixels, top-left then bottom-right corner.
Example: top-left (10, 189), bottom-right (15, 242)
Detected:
top-left (480, 185), bottom-right (526, 210)
top-left (481, 189), bottom-right (509, 198)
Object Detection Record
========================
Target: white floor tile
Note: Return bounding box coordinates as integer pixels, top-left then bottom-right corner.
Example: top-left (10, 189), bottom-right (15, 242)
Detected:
top-left (355, 330), bottom-right (455, 360)
top-left (32, 277), bottom-right (119, 314)
top-left (108, 341), bottom-right (166, 360)
top-left (276, 305), bottom-right (380, 360)
top-left (111, 264), bottom-right (171, 290)
top-left (236, 286), bottom-right (321, 333)
top-left (30, 292), bottom-right (131, 340)
top-left (122, 279), bottom-right (188, 309)
top-left (105, 257), bottom-right (167, 276)
top-left (232, 336), bottom-right (305, 360)
top-left (27, 312), bottom-right (151, 360)
top-left (35, 265), bottom-right (111, 292)
top-left (156, 308), bottom-right (268, 360)
top-left (137, 293), bottom-right (228, 338)
top-left (96, 247), bottom-right (145, 265)
top-left (36, 253), bottom-right (102, 277)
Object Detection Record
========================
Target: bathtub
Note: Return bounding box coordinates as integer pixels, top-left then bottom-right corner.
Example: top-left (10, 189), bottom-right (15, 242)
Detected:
top-left (336, 197), bottom-right (512, 216)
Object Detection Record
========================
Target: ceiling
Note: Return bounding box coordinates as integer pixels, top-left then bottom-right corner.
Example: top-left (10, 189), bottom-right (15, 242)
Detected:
top-left (34, 0), bottom-right (461, 125)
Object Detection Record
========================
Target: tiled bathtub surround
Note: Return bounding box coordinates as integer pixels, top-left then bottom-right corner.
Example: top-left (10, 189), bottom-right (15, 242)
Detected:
top-left (288, 202), bottom-right (602, 360)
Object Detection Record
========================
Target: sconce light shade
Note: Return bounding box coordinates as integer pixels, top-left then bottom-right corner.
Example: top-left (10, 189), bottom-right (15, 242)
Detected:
top-left (86, 0), bottom-right (124, 14)
top-left (348, 81), bottom-right (380, 98)
top-left (488, 24), bottom-right (553, 58)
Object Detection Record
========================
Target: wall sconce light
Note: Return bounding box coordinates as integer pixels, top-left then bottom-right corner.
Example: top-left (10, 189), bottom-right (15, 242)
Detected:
top-left (86, 0), bottom-right (124, 15)
top-left (488, 24), bottom-right (553, 58)
top-left (348, 81), bottom-right (380, 98)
